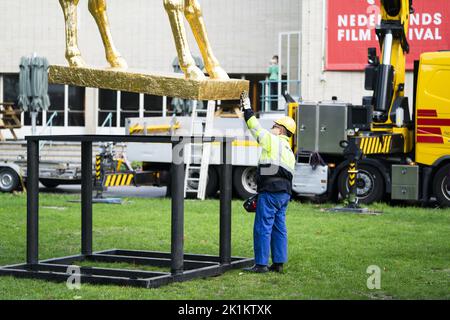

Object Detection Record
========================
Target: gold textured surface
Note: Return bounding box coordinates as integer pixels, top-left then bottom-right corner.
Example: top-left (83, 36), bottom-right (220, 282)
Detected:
top-left (49, 65), bottom-right (249, 100)
top-left (59, 0), bottom-right (228, 79)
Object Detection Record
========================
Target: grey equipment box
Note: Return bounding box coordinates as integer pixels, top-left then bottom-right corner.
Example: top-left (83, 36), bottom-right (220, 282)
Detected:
top-left (391, 165), bottom-right (420, 200)
top-left (297, 101), bottom-right (351, 154)
top-left (292, 163), bottom-right (328, 196)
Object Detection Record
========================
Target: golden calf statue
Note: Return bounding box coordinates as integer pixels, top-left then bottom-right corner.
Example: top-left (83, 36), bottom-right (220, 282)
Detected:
top-left (59, 0), bottom-right (229, 80)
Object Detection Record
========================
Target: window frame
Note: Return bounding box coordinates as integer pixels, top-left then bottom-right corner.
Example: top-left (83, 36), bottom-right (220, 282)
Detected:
top-left (98, 90), bottom-right (167, 128)
top-left (1, 74), bottom-right (86, 128)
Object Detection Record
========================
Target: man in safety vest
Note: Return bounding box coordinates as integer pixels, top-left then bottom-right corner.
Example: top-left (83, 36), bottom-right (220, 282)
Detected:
top-left (241, 93), bottom-right (296, 273)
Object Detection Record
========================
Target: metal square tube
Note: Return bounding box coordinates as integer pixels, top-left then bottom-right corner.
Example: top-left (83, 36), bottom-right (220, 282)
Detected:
top-left (171, 140), bottom-right (185, 275)
top-left (81, 141), bottom-right (93, 255)
top-left (26, 140), bottom-right (39, 265)
top-left (220, 139), bottom-right (233, 265)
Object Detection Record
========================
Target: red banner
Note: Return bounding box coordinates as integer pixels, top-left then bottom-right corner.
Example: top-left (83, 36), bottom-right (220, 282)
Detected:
top-left (326, 0), bottom-right (450, 70)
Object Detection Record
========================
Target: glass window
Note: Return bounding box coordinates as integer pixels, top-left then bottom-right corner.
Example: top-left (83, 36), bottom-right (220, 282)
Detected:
top-left (144, 94), bottom-right (163, 117)
top-left (3, 75), bottom-right (87, 128)
top-left (3, 74), bottom-right (19, 105)
top-left (98, 89), bottom-right (117, 127)
top-left (69, 86), bottom-right (85, 126)
top-left (166, 97), bottom-right (176, 116)
top-left (48, 84), bottom-right (65, 126)
top-left (24, 111), bottom-right (43, 126)
top-left (120, 91), bottom-right (139, 127)
top-left (2, 74), bottom-right (23, 123)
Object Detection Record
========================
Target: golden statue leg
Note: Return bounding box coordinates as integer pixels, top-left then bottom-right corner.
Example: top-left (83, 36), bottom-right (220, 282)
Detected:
top-left (184, 0), bottom-right (229, 79)
top-left (88, 0), bottom-right (128, 69)
top-left (59, 0), bottom-right (86, 67)
top-left (164, 0), bottom-right (205, 80)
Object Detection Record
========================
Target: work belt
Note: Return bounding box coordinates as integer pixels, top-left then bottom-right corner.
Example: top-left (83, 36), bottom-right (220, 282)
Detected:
top-left (262, 176), bottom-right (290, 184)
top-left (257, 175), bottom-right (292, 195)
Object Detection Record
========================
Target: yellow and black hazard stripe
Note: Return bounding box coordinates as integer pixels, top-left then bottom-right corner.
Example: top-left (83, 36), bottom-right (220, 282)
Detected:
top-left (358, 135), bottom-right (392, 155)
top-left (103, 173), bottom-right (135, 187)
top-left (95, 156), bottom-right (102, 181)
top-left (347, 163), bottom-right (358, 188)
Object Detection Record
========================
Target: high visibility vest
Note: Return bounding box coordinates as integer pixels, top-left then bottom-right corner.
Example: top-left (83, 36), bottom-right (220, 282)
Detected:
top-left (246, 115), bottom-right (296, 193)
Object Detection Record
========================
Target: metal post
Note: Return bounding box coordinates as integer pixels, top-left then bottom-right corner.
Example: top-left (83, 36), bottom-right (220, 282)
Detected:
top-left (347, 161), bottom-right (359, 209)
top-left (220, 139), bottom-right (232, 265)
top-left (31, 112), bottom-right (37, 135)
top-left (81, 141), bottom-right (93, 256)
top-left (171, 139), bottom-right (185, 274)
top-left (27, 139), bottom-right (39, 265)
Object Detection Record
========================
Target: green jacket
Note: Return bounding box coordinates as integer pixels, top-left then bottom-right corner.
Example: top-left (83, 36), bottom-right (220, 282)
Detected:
top-left (245, 111), bottom-right (296, 194)
top-left (269, 64), bottom-right (279, 81)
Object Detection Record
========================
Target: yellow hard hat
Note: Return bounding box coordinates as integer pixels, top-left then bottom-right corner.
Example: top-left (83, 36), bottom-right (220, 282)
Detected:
top-left (274, 116), bottom-right (296, 135)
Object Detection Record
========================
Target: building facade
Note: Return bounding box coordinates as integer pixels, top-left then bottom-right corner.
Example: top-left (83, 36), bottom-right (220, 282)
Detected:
top-left (1, 0), bottom-right (440, 139)
top-left (0, 0), bottom-right (302, 138)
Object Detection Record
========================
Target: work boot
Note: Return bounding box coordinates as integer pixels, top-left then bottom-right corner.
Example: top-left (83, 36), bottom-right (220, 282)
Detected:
top-left (243, 265), bottom-right (269, 273)
top-left (269, 263), bottom-right (284, 273)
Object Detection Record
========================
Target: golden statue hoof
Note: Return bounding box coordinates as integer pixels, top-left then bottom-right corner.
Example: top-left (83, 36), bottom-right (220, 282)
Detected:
top-left (185, 65), bottom-right (206, 80)
top-left (67, 55), bottom-right (87, 68)
top-left (208, 66), bottom-right (229, 80)
top-left (108, 56), bottom-right (128, 69)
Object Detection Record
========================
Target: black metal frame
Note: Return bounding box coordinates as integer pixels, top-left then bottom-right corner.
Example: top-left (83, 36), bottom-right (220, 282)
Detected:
top-left (0, 135), bottom-right (253, 288)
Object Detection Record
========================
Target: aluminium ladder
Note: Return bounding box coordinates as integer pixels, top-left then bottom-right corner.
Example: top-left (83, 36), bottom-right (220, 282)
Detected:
top-left (184, 100), bottom-right (215, 199)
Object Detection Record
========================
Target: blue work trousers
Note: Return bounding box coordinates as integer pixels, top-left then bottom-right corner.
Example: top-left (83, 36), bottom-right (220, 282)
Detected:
top-left (253, 191), bottom-right (290, 266)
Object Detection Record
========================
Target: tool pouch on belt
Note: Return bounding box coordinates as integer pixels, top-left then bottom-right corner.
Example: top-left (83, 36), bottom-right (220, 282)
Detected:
top-left (243, 194), bottom-right (258, 213)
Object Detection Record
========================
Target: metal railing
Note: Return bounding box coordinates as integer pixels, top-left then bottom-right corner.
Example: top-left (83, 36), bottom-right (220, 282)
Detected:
top-left (259, 80), bottom-right (301, 113)
top-left (100, 112), bottom-right (113, 128)
top-left (39, 111), bottom-right (58, 151)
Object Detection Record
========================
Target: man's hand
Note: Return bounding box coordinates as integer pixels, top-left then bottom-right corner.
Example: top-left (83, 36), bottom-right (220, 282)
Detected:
top-left (240, 91), bottom-right (251, 111)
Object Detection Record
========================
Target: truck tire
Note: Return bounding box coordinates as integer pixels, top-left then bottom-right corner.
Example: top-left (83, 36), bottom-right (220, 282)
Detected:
top-left (204, 167), bottom-right (219, 198)
top-left (432, 164), bottom-right (450, 208)
top-left (40, 180), bottom-right (60, 189)
top-left (337, 164), bottom-right (385, 205)
top-left (233, 166), bottom-right (257, 199)
top-left (0, 168), bottom-right (20, 192)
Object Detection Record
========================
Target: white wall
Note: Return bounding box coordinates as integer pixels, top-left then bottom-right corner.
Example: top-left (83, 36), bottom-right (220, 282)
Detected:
top-left (301, 0), bottom-right (414, 106)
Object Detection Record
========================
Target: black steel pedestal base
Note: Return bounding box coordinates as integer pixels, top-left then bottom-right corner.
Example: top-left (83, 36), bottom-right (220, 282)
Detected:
top-left (0, 249), bottom-right (254, 288)
top-left (0, 135), bottom-right (250, 289)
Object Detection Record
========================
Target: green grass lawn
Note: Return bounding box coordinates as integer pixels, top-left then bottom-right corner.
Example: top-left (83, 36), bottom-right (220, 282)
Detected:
top-left (0, 192), bottom-right (448, 300)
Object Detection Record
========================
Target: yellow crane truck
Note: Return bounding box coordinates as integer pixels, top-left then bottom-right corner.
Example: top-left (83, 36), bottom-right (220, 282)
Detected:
top-left (291, 0), bottom-right (450, 207)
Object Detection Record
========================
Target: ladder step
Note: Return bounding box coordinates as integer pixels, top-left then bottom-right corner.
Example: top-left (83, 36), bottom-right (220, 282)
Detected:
top-left (184, 101), bottom-right (215, 199)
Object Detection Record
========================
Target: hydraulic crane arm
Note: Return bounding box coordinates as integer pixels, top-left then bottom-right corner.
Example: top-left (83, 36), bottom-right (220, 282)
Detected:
top-left (365, 0), bottom-right (414, 126)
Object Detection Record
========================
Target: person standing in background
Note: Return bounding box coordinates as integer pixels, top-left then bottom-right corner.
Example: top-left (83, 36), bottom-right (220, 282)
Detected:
top-left (268, 55), bottom-right (279, 111)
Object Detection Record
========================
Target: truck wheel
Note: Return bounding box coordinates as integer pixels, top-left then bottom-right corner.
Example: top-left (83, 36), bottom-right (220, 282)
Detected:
top-left (40, 180), bottom-right (60, 189)
top-left (433, 164), bottom-right (450, 208)
top-left (233, 167), bottom-right (257, 199)
top-left (0, 168), bottom-right (20, 192)
top-left (337, 164), bottom-right (384, 205)
top-left (204, 167), bottom-right (219, 197)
